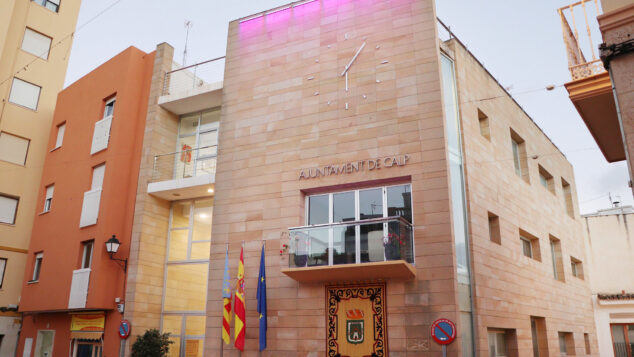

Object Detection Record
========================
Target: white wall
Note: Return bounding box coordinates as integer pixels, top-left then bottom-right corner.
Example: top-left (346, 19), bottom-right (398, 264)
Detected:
top-left (0, 316), bottom-right (21, 357)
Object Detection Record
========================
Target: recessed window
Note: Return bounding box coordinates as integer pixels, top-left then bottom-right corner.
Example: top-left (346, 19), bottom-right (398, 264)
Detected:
top-left (488, 211), bottom-right (501, 245)
top-left (488, 329), bottom-right (517, 357)
top-left (0, 194), bottom-right (19, 225)
top-left (478, 108), bottom-right (490, 140)
top-left (559, 332), bottom-right (575, 355)
top-left (549, 236), bottom-right (565, 282)
top-left (538, 165), bottom-right (555, 194)
top-left (510, 129), bottom-right (529, 183)
top-left (103, 98), bottom-right (115, 118)
top-left (43, 185), bottom-right (54, 212)
top-left (9, 78), bottom-right (41, 111)
top-left (80, 241), bottom-right (93, 269)
top-left (584, 333), bottom-right (591, 355)
top-left (32, 0), bottom-right (59, 12)
top-left (54, 123), bottom-right (65, 149)
top-left (21, 28), bottom-right (52, 60)
top-left (0, 132), bottom-right (30, 166)
top-left (520, 230), bottom-right (541, 261)
top-left (531, 317), bottom-right (547, 357)
top-left (571, 257), bottom-right (584, 279)
top-left (561, 178), bottom-right (574, 217)
top-left (32, 252), bottom-right (43, 281)
top-left (91, 164), bottom-right (105, 191)
top-left (0, 258), bottom-right (7, 288)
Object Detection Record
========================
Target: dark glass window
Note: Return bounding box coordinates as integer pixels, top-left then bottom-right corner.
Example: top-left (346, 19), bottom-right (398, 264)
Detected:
top-left (308, 195), bottom-right (328, 225)
top-left (387, 184), bottom-right (412, 222)
top-left (333, 191), bottom-right (355, 222)
top-left (359, 188), bottom-right (382, 220)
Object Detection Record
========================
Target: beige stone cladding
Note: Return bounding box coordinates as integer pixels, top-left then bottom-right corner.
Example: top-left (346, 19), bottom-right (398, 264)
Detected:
top-left (205, 0), bottom-right (471, 356)
top-left (124, 43), bottom-right (179, 352)
top-left (446, 38), bottom-right (598, 356)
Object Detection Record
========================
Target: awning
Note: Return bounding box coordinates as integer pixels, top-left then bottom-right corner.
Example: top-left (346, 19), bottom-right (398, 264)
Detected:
top-left (70, 331), bottom-right (103, 340)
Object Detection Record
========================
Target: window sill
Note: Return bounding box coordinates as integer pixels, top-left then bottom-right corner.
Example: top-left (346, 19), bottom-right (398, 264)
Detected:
top-left (38, 210), bottom-right (50, 216)
top-left (7, 101), bottom-right (38, 112)
top-left (49, 146), bottom-right (61, 153)
top-left (31, 2), bottom-right (59, 14)
top-left (0, 222), bottom-right (16, 227)
top-left (19, 48), bottom-right (49, 62)
top-left (27, 280), bottom-right (39, 284)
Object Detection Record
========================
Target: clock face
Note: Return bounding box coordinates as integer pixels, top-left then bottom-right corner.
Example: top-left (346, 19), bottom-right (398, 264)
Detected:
top-left (310, 32), bottom-right (386, 114)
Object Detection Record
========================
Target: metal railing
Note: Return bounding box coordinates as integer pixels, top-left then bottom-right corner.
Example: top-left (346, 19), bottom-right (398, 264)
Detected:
top-left (558, 0), bottom-right (606, 80)
top-left (287, 216), bottom-right (414, 268)
top-left (151, 146), bottom-right (217, 182)
top-left (162, 57), bottom-right (226, 97)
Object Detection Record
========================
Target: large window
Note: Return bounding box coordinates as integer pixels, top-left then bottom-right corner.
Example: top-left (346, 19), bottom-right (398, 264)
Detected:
top-left (175, 109), bottom-right (219, 179)
top-left (0, 132), bottom-right (30, 166)
top-left (0, 194), bottom-right (19, 225)
top-left (293, 184), bottom-right (413, 267)
top-left (21, 28), bottom-right (52, 60)
top-left (162, 198), bottom-right (212, 357)
top-left (9, 78), bottom-right (41, 110)
top-left (612, 324), bottom-right (634, 357)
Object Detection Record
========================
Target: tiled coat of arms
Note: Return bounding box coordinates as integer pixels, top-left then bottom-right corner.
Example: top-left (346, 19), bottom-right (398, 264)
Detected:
top-left (326, 283), bottom-right (387, 357)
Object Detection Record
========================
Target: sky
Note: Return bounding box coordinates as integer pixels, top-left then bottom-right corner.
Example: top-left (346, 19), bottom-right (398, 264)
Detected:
top-left (63, 0), bottom-right (632, 214)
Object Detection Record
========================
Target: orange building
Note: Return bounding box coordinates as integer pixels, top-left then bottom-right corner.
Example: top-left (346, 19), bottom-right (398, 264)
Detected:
top-left (16, 46), bottom-right (155, 357)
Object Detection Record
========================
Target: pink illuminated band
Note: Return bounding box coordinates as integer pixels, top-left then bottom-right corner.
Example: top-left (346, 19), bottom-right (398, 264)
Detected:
top-left (238, 0), bottom-right (319, 23)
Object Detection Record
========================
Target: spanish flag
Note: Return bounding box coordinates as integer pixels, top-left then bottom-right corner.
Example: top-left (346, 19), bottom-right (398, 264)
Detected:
top-left (221, 247), bottom-right (232, 345)
top-left (234, 246), bottom-right (246, 351)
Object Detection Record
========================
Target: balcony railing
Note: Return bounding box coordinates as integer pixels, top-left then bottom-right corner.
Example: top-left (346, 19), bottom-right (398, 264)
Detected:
top-left (558, 0), bottom-right (606, 80)
top-left (162, 57), bottom-right (225, 97)
top-left (151, 146), bottom-right (217, 182)
top-left (287, 216), bottom-right (414, 268)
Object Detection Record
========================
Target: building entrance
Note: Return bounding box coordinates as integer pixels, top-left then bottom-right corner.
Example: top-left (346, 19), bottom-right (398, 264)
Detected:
top-left (75, 341), bottom-right (102, 357)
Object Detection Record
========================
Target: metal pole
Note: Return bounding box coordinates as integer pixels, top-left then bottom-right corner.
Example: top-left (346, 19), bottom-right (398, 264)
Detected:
top-left (442, 345), bottom-right (447, 357)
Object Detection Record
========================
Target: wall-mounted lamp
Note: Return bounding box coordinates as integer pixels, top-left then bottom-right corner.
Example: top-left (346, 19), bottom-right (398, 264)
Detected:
top-left (105, 235), bottom-right (128, 272)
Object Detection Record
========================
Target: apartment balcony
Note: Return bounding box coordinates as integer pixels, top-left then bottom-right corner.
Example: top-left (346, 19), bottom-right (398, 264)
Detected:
top-left (147, 146), bottom-right (216, 201)
top-left (158, 57), bottom-right (224, 115)
top-left (281, 217), bottom-right (416, 283)
top-left (559, 1), bottom-right (624, 162)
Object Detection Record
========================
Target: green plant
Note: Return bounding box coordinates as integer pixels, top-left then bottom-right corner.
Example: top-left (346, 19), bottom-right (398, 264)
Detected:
top-left (131, 329), bottom-right (173, 357)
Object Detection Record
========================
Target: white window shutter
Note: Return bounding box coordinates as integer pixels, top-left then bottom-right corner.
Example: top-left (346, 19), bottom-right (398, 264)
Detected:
top-left (79, 189), bottom-right (101, 227)
top-left (68, 268), bottom-right (90, 308)
top-left (90, 117), bottom-right (112, 154)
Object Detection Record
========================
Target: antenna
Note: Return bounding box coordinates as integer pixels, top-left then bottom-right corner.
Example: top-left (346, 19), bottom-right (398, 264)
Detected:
top-left (182, 20), bottom-right (193, 66)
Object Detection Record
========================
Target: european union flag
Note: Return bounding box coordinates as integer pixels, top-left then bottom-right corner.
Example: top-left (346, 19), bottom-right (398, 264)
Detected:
top-left (256, 244), bottom-right (267, 351)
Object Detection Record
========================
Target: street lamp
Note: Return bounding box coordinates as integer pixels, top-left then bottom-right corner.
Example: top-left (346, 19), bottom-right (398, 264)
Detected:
top-left (105, 235), bottom-right (127, 272)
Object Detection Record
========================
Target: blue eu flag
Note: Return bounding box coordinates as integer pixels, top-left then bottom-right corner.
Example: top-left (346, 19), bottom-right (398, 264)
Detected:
top-left (256, 244), bottom-right (267, 351)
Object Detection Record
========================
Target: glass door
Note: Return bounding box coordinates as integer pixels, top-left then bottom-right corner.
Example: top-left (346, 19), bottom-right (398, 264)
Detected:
top-left (175, 109), bottom-right (220, 179)
top-left (76, 342), bottom-right (102, 357)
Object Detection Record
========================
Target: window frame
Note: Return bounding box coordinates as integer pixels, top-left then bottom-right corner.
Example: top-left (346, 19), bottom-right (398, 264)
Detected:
top-left (31, 0), bottom-right (60, 13)
top-left (21, 27), bottom-right (52, 60)
top-left (31, 252), bottom-right (43, 282)
top-left (0, 131), bottom-right (30, 166)
top-left (0, 194), bottom-right (19, 225)
top-left (53, 122), bottom-right (65, 150)
top-left (0, 258), bottom-right (7, 288)
top-left (520, 236), bottom-right (533, 258)
top-left (610, 324), bottom-right (634, 357)
top-left (571, 257), bottom-right (584, 279)
top-left (43, 184), bottom-right (54, 213)
top-left (488, 330), bottom-right (509, 357)
top-left (8, 77), bottom-right (42, 111)
top-left (80, 241), bottom-right (94, 269)
top-left (103, 97), bottom-right (116, 119)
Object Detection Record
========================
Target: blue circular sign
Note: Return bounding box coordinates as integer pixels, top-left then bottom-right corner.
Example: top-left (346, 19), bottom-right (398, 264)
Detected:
top-left (431, 318), bottom-right (456, 345)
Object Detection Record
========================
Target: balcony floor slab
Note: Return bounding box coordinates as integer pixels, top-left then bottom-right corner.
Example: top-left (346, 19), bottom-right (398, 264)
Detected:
top-left (148, 175), bottom-right (214, 201)
top-left (281, 260), bottom-right (415, 283)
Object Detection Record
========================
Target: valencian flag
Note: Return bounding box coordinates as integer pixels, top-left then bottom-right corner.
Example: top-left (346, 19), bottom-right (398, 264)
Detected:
top-left (221, 247), bottom-right (232, 345)
top-left (234, 246), bottom-right (246, 351)
top-left (256, 244), bottom-right (267, 350)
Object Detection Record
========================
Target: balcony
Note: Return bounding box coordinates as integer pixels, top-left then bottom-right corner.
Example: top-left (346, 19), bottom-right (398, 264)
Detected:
top-left (158, 57), bottom-right (225, 115)
top-left (559, 1), bottom-right (624, 162)
top-left (147, 146), bottom-right (216, 201)
top-left (280, 217), bottom-right (416, 283)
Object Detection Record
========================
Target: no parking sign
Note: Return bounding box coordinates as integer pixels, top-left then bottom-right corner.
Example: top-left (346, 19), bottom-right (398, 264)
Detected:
top-left (431, 318), bottom-right (456, 357)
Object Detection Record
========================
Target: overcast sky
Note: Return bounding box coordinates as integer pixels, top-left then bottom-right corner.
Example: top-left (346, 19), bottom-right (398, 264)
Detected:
top-left (63, 0), bottom-right (632, 214)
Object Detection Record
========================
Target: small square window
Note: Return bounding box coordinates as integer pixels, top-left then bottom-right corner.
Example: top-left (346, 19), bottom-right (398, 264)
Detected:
top-left (519, 230), bottom-right (541, 261)
top-left (0, 194), bottom-right (19, 225)
top-left (538, 165), bottom-right (555, 194)
top-left (559, 332), bottom-right (575, 355)
top-left (21, 28), bottom-right (52, 60)
top-left (0, 132), bottom-right (30, 166)
top-left (488, 328), bottom-right (517, 357)
top-left (31, 0), bottom-right (59, 12)
top-left (571, 257), bottom-right (584, 279)
top-left (9, 78), bottom-right (41, 111)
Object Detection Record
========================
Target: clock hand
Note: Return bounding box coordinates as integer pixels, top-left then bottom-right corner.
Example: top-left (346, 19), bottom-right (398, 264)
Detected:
top-left (341, 41), bottom-right (366, 77)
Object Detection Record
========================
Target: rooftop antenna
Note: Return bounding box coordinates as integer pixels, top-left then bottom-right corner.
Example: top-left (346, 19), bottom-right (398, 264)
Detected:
top-left (182, 20), bottom-right (193, 66)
